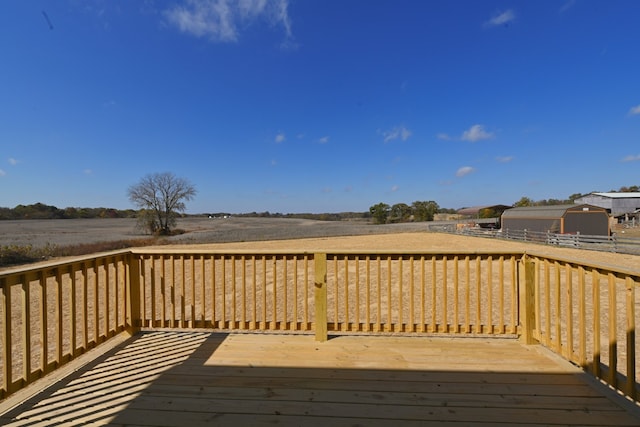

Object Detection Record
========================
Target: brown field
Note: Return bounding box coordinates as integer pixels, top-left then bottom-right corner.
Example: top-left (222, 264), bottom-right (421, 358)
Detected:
top-left (0, 217), bottom-right (430, 249)
top-left (158, 229), bottom-right (640, 274)
top-left (2, 217), bottom-right (638, 272)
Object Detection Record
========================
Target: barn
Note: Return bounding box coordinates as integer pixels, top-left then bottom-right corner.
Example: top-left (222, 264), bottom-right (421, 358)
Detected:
top-left (574, 192), bottom-right (640, 217)
top-left (457, 204), bottom-right (512, 229)
top-left (501, 204), bottom-right (610, 236)
top-left (457, 205), bottom-right (512, 218)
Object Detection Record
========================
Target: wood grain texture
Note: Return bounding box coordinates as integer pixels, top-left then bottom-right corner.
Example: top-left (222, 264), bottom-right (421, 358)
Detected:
top-left (2, 331), bottom-right (639, 426)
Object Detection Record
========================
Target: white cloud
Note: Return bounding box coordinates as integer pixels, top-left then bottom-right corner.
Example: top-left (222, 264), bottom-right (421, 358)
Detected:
top-left (8, 158), bottom-right (18, 165)
top-left (622, 154), bottom-right (640, 162)
top-left (0, 169), bottom-right (5, 177)
top-left (383, 125), bottom-right (412, 143)
top-left (275, 132), bottom-right (285, 143)
top-left (456, 166), bottom-right (475, 177)
top-left (484, 10), bottom-right (515, 27)
top-left (164, 0), bottom-right (294, 44)
top-left (559, 0), bottom-right (576, 13)
top-left (436, 133), bottom-right (452, 141)
top-left (318, 136), bottom-right (329, 144)
top-left (461, 124), bottom-right (494, 142)
top-left (628, 105), bottom-right (640, 116)
top-left (391, 185), bottom-right (399, 192)
top-left (166, 0), bottom-right (236, 41)
top-left (496, 156), bottom-right (513, 163)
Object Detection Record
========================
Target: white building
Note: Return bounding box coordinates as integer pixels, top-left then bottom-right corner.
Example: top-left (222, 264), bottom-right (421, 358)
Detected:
top-left (574, 192), bottom-right (640, 217)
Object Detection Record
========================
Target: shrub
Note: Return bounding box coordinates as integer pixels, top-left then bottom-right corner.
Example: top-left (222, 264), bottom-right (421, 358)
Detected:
top-left (0, 244), bottom-right (57, 266)
top-left (0, 238), bottom-right (162, 268)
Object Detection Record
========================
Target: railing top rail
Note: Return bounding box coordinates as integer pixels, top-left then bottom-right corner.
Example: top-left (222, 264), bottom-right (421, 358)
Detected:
top-left (130, 248), bottom-right (525, 257)
top-left (0, 249), bottom-right (132, 278)
top-left (2, 246), bottom-right (638, 282)
top-left (525, 250), bottom-right (640, 279)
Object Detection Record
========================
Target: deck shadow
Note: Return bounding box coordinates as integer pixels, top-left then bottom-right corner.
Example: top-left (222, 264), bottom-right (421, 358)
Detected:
top-left (1, 331), bottom-right (639, 426)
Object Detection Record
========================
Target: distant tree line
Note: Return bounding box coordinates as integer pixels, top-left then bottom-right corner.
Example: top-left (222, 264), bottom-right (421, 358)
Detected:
top-left (5, 185), bottom-right (637, 223)
top-left (512, 196), bottom-right (577, 208)
top-left (233, 211), bottom-right (372, 221)
top-left (0, 203), bottom-right (137, 220)
top-left (512, 185), bottom-right (639, 207)
top-left (369, 201), bottom-right (449, 225)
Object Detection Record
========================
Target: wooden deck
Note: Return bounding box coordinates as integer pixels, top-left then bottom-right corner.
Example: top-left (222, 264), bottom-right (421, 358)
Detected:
top-left (1, 331), bottom-right (639, 426)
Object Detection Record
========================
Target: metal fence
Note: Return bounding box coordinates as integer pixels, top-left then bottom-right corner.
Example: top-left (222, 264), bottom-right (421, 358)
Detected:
top-left (454, 227), bottom-right (640, 255)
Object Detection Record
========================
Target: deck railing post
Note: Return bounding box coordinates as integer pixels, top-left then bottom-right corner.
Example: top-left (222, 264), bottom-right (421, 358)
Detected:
top-left (314, 253), bottom-right (328, 342)
top-left (127, 253), bottom-right (142, 336)
top-left (519, 254), bottom-right (536, 344)
top-left (1, 276), bottom-right (9, 398)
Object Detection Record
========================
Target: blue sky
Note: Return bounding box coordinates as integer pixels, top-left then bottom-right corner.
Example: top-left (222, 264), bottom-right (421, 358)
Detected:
top-left (1, 1), bottom-right (639, 214)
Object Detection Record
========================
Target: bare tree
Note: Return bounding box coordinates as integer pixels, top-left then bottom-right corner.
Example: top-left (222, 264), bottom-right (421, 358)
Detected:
top-left (127, 172), bottom-right (197, 235)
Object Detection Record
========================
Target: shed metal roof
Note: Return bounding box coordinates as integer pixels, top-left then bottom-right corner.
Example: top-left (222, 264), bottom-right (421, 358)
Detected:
top-left (501, 204), bottom-right (605, 219)
top-left (457, 205), bottom-right (511, 216)
top-left (589, 192), bottom-right (640, 199)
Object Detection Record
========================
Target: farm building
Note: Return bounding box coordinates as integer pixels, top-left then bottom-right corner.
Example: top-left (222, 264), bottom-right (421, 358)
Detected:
top-left (501, 204), bottom-right (610, 236)
top-left (457, 205), bottom-right (511, 229)
top-left (457, 205), bottom-right (511, 218)
top-left (574, 192), bottom-right (640, 217)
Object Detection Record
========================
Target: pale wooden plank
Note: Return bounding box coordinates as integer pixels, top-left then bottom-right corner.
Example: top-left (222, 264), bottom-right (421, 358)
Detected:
top-left (107, 414), bottom-right (466, 427)
top-left (165, 366), bottom-right (593, 386)
top-left (114, 395), bottom-right (640, 426)
top-left (129, 383), bottom-right (622, 410)
top-left (156, 371), bottom-right (606, 397)
top-left (203, 335), bottom-right (573, 371)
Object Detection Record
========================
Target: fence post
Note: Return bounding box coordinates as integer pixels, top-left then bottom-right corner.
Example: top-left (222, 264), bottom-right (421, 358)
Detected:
top-left (519, 255), bottom-right (536, 344)
top-left (314, 253), bottom-right (328, 342)
top-left (127, 253), bottom-right (142, 336)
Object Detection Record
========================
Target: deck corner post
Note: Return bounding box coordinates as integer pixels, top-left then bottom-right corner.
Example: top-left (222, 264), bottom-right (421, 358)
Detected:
top-left (127, 253), bottom-right (142, 336)
top-left (519, 254), bottom-right (536, 345)
top-left (314, 253), bottom-right (328, 342)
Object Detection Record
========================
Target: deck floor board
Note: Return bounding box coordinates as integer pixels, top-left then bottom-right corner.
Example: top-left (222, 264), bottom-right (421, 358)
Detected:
top-left (1, 331), bottom-right (639, 426)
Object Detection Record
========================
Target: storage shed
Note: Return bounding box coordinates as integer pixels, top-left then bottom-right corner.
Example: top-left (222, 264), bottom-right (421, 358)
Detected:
top-left (501, 204), bottom-right (610, 236)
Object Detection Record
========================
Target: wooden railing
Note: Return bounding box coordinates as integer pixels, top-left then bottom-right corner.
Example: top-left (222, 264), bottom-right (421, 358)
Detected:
top-left (524, 253), bottom-right (640, 400)
top-left (321, 252), bottom-right (521, 335)
top-left (131, 251), bottom-right (315, 332)
top-left (129, 250), bottom-right (522, 337)
top-left (0, 251), bottom-right (130, 399)
top-left (1, 249), bottom-right (638, 402)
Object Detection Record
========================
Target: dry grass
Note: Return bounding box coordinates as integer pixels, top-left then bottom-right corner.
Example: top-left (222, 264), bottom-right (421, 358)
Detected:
top-left (158, 231), bottom-right (640, 273)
